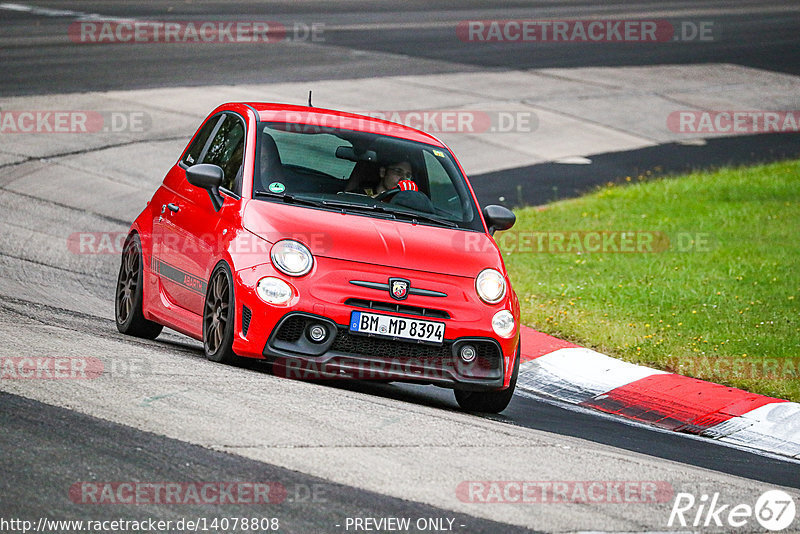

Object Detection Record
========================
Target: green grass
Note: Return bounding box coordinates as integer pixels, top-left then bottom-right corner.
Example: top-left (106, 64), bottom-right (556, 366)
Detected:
top-left (504, 159), bottom-right (800, 401)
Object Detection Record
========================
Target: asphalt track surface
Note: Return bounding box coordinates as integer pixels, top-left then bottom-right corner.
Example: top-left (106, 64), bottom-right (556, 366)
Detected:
top-left (1, 393), bottom-right (534, 534)
top-left (1, 1), bottom-right (800, 532)
top-left (2, 0), bottom-right (800, 96)
top-left (474, 132), bottom-right (800, 207)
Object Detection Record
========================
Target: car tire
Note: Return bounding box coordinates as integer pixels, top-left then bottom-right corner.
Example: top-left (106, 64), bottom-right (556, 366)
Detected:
top-left (202, 262), bottom-right (238, 364)
top-left (454, 342), bottom-right (520, 413)
top-left (115, 233), bottom-right (163, 340)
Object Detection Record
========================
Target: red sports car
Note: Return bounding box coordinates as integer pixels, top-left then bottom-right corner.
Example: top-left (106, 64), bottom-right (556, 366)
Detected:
top-left (115, 102), bottom-right (520, 412)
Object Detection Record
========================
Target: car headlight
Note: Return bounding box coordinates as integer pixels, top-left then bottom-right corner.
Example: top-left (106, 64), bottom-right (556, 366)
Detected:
top-left (256, 277), bottom-right (293, 305)
top-left (476, 268), bottom-right (506, 304)
top-left (270, 240), bottom-right (313, 276)
top-left (492, 310), bottom-right (515, 338)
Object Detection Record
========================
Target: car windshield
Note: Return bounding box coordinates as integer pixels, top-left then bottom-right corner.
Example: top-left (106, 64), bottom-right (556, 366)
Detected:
top-left (253, 121), bottom-right (483, 231)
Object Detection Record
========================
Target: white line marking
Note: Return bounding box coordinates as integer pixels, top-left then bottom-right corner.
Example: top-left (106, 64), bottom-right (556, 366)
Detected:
top-left (676, 138), bottom-right (707, 146)
top-left (0, 2), bottom-right (135, 22)
top-left (1, 2), bottom-right (84, 17)
top-left (554, 156), bottom-right (592, 164)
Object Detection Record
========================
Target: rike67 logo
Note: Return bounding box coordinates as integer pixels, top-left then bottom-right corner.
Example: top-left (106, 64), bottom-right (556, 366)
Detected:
top-left (669, 490), bottom-right (796, 531)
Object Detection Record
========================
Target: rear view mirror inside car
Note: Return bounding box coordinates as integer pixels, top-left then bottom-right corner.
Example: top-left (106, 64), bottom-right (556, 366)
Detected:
top-left (335, 146), bottom-right (377, 162)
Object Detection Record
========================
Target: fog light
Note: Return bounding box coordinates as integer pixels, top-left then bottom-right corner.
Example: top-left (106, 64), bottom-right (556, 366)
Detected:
top-left (256, 277), bottom-right (293, 305)
top-left (492, 310), bottom-right (515, 338)
top-left (459, 344), bottom-right (477, 363)
top-left (307, 323), bottom-right (328, 343)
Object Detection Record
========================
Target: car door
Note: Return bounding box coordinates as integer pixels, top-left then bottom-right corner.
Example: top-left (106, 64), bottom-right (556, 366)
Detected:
top-left (153, 112), bottom-right (245, 316)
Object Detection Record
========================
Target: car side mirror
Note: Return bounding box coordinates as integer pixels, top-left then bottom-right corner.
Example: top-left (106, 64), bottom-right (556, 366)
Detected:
top-left (186, 164), bottom-right (224, 211)
top-left (483, 205), bottom-right (516, 235)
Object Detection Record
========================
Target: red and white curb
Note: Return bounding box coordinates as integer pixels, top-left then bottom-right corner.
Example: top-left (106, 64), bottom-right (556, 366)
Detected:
top-left (517, 326), bottom-right (800, 459)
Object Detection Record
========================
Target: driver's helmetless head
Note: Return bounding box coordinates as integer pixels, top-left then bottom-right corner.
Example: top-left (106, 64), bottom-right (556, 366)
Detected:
top-left (378, 160), bottom-right (414, 193)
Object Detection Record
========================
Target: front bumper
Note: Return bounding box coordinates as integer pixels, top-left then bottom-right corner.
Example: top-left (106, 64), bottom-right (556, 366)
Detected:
top-left (231, 256), bottom-right (519, 390)
top-left (262, 312), bottom-right (505, 390)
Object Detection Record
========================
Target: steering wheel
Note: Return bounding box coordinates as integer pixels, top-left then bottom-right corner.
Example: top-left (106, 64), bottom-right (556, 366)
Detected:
top-left (375, 179), bottom-right (418, 201)
top-left (374, 188), bottom-right (401, 201)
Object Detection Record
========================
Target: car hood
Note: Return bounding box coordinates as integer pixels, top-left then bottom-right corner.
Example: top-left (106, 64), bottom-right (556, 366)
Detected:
top-left (242, 200), bottom-right (504, 278)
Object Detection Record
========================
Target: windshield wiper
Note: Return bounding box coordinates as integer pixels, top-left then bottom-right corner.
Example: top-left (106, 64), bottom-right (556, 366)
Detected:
top-left (318, 200), bottom-right (398, 218)
top-left (253, 190), bottom-right (326, 208)
top-left (383, 208), bottom-right (459, 228)
top-left (253, 192), bottom-right (457, 227)
top-left (254, 192), bottom-right (398, 219)
top-left (323, 199), bottom-right (457, 227)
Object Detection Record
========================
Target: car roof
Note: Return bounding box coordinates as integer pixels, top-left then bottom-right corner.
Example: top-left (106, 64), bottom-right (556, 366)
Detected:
top-left (243, 102), bottom-right (446, 147)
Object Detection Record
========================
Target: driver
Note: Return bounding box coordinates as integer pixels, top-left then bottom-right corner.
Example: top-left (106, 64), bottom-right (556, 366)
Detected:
top-left (374, 160), bottom-right (418, 196)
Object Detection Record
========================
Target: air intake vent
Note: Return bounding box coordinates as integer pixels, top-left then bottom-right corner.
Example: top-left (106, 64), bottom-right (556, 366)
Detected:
top-left (275, 314), bottom-right (306, 342)
top-left (241, 305), bottom-right (252, 337)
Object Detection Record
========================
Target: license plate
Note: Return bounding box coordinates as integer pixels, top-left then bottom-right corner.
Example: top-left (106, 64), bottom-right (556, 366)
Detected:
top-left (349, 311), bottom-right (445, 344)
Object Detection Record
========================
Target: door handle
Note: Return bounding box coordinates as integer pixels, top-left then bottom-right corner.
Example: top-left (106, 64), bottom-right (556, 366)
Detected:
top-left (167, 203), bottom-right (180, 213)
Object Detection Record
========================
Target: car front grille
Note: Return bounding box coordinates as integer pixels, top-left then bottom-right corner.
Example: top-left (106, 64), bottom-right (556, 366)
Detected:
top-left (331, 329), bottom-right (452, 361)
top-left (344, 298), bottom-right (450, 319)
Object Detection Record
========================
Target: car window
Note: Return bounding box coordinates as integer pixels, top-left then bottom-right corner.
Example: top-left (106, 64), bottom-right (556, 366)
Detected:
top-left (269, 127), bottom-right (356, 179)
top-left (182, 115), bottom-right (221, 167)
top-left (254, 122), bottom-right (482, 231)
top-left (425, 151), bottom-right (463, 219)
top-left (201, 114), bottom-right (245, 195)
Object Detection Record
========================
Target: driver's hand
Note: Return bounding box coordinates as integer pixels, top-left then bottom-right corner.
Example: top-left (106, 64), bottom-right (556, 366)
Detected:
top-left (397, 180), bottom-right (418, 192)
